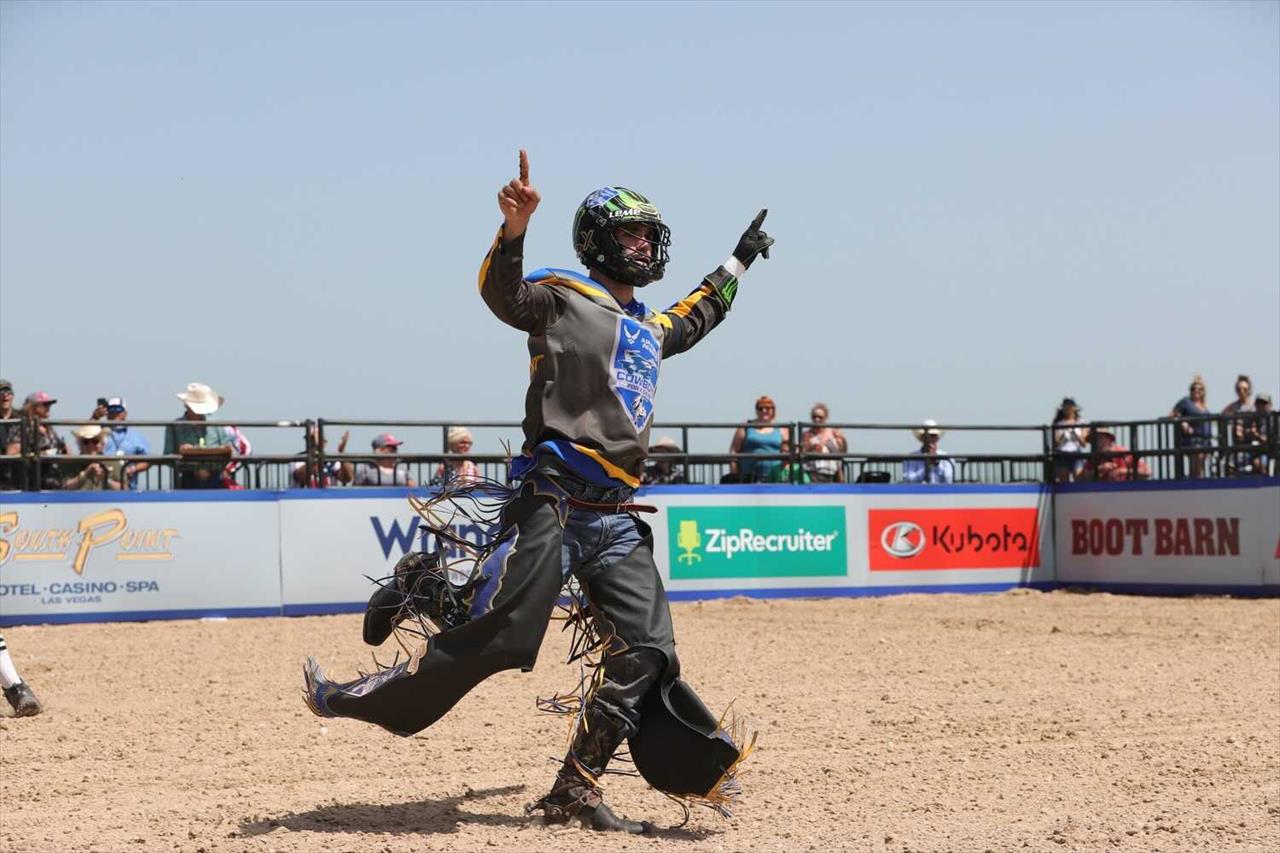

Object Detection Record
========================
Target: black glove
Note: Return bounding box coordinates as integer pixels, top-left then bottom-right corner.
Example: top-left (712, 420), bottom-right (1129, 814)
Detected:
top-left (732, 209), bottom-right (775, 269)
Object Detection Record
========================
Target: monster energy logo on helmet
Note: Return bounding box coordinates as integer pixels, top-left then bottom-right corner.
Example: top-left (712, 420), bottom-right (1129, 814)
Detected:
top-left (573, 186), bottom-right (672, 288)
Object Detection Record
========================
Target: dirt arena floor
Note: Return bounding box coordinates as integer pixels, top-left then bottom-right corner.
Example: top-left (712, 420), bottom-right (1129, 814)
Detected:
top-left (1, 590), bottom-right (1278, 853)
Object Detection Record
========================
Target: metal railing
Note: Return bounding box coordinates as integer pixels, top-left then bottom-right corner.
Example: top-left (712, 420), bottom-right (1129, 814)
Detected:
top-left (0, 412), bottom-right (1274, 492)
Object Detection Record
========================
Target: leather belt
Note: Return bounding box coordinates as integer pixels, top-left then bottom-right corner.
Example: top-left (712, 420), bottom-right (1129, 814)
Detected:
top-left (564, 495), bottom-right (658, 514)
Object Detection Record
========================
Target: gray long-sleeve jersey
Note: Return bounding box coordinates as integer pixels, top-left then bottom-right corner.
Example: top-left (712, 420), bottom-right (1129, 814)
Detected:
top-left (479, 227), bottom-right (737, 486)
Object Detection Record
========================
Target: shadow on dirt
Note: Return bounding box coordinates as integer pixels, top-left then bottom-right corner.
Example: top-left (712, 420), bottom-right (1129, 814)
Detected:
top-left (236, 784), bottom-right (530, 837)
top-left (235, 782), bottom-right (721, 840)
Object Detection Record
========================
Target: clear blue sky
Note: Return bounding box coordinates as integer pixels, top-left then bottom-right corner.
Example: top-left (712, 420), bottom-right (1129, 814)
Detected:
top-left (1, 1), bottom-right (1276, 453)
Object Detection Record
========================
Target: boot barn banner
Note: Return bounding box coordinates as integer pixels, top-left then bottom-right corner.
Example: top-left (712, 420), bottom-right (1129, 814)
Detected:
top-left (1054, 480), bottom-right (1279, 591)
top-left (2, 481), bottom-right (1275, 625)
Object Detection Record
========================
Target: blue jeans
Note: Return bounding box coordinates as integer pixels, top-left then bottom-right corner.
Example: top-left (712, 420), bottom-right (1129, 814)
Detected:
top-left (562, 507), bottom-right (645, 584)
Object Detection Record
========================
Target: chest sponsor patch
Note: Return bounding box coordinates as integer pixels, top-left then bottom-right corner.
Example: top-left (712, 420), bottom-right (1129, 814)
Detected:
top-left (610, 316), bottom-right (661, 431)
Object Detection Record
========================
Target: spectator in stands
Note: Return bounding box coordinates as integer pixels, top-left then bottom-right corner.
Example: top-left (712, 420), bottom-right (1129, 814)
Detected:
top-left (1221, 374), bottom-right (1254, 420)
top-left (1220, 375), bottom-right (1254, 472)
top-left (0, 379), bottom-right (16, 489)
top-left (901, 419), bottom-right (954, 484)
top-left (1079, 428), bottom-right (1151, 482)
top-left (1052, 397), bottom-right (1089, 483)
top-left (727, 395), bottom-right (789, 483)
top-left (642, 435), bottom-right (687, 485)
top-left (431, 427), bottom-right (481, 487)
top-left (165, 382), bottom-right (235, 489)
top-left (19, 391), bottom-right (67, 490)
top-left (1170, 374), bottom-right (1212, 478)
top-left (62, 425), bottom-right (123, 490)
top-left (800, 402), bottom-right (847, 483)
top-left (220, 424), bottom-right (253, 489)
top-left (292, 426), bottom-right (353, 488)
top-left (354, 433), bottom-right (416, 487)
top-left (93, 396), bottom-right (150, 490)
top-left (1239, 393), bottom-right (1272, 476)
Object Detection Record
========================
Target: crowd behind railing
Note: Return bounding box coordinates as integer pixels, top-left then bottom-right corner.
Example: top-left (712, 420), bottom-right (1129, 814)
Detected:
top-left (0, 376), bottom-right (1274, 493)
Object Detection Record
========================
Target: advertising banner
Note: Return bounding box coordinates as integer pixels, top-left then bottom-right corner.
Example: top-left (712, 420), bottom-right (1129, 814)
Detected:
top-left (666, 505), bottom-right (847, 580)
top-left (867, 507), bottom-right (1041, 571)
top-left (0, 495), bottom-right (281, 625)
top-left (853, 489), bottom-right (1054, 588)
top-left (278, 490), bottom-right (499, 614)
top-left (1054, 482), bottom-right (1279, 588)
top-left (5, 480), bottom-right (1273, 626)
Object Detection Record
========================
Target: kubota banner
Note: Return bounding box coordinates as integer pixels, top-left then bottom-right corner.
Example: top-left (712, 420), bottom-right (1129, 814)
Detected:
top-left (867, 507), bottom-right (1041, 571)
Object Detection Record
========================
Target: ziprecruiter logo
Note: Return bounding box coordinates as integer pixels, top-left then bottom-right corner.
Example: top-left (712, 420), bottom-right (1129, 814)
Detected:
top-left (667, 506), bottom-right (847, 579)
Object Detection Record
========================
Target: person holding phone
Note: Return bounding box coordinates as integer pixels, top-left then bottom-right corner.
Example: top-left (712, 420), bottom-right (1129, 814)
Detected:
top-left (93, 396), bottom-right (150, 490)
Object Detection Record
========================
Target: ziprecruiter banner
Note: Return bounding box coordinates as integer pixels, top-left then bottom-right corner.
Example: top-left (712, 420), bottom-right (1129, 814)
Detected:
top-left (666, 505), bottom-right (847, 579)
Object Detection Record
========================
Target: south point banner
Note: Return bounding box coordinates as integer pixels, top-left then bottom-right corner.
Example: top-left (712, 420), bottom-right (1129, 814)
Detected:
top-left (0, 495), bottom-right (280, 623)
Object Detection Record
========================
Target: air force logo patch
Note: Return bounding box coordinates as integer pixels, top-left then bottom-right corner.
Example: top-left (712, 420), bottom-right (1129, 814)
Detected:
top-left (610, 317), bottom-right (661, 432)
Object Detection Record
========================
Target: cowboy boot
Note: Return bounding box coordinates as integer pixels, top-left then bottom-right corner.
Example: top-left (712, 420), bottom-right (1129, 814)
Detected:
top-left (531, 705), bottom-right (655, 834)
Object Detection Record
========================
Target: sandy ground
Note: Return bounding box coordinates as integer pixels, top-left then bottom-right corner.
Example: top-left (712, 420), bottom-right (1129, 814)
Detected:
top-left (1, 590), bottom-right (1278, 853)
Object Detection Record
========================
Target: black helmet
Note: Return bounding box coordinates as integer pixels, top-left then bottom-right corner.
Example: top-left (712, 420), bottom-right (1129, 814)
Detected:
top-left (573, 186), bottom-right (671, 287)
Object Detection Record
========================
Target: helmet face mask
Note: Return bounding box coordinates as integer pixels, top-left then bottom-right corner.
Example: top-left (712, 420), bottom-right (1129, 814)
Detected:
top-left (574, 187), bottom-right (671, 287)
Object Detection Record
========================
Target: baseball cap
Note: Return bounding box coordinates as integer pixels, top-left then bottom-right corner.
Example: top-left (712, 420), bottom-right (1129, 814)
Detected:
top-left (1257, 393), bottom-right (1272, 406)
top-left (105, 396), bottom-right (127, 411)
top-left (24, 391), bottom-right (56, 406)
top-left (0, 379), bottom-right (12, 393)
top-left (371, 433), bottom-right (404, 450)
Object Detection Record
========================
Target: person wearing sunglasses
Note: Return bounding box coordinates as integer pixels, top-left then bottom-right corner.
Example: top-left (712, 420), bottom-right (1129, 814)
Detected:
top-left (0, 379), bottom-right (17, 489)
top-left (353, 433), bottom-right (415, 487)
top-left (93, 396), bottom-right (151, 490)
top-left (62, 424), bottom-right (124, 491)
top-left (430, 426), bottom-right (481, 487)
top-left (728, 395), bottom-right (790, 483)
top-left (1169, 374), bottom-right (1213, 478)
top-left (800, 402), bottom-right (847, 483)
top-left (18, 391), bottom-right (66, 489)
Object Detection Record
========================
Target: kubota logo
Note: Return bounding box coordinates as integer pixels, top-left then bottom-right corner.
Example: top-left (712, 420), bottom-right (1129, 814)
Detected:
top-left (880, 522), bottom-right (926, 558)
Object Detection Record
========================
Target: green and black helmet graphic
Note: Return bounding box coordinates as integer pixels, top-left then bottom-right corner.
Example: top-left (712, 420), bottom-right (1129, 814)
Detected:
top-left (573, 187), bottom-right (672, 288)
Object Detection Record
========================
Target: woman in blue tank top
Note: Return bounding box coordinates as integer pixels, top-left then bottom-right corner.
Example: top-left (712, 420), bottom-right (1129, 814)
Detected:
top-left (729, 395), bottom-right (791, 482)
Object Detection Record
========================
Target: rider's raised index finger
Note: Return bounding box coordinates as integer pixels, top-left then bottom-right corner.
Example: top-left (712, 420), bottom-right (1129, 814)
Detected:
top-left (519, 149), bottom-right (530, 185)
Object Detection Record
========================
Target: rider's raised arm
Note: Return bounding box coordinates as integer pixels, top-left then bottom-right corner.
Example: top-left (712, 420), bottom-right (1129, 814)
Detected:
top-left (659, 210), bottom-right (774, 358)
top-left (478, 149), bottom-right (561, 333)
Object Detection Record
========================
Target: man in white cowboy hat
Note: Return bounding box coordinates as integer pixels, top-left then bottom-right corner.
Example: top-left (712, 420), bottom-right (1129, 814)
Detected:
top-left (902, 419), bottom-right (955, 484)
top-left (164, 382), bottom-right (235, 489)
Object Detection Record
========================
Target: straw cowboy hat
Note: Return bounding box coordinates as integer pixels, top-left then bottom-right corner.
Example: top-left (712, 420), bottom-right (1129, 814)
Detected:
top-left (177, 382), bottom-right (224, 416)
top-left (651, 436), bottom-right (681, 453)
top-left (912, 419), bottom-right (945, 441)
top-left (72, 424), bottom-right (104, 441)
